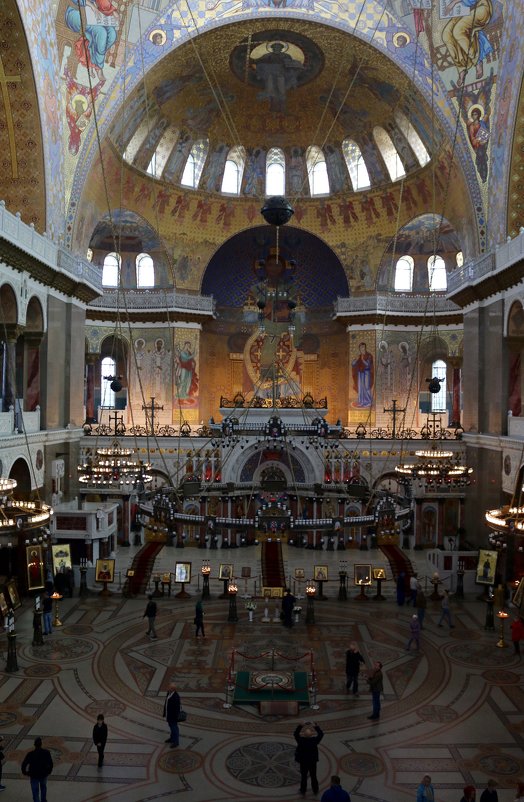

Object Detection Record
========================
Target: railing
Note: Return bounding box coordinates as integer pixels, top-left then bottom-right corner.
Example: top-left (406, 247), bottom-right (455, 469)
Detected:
top-left (88, 288), bottom-right (215, 314)
top-left (333, 294), bottom-right (460, 315)
top-left (0, 200), bottom-right (102, 293)
top-left (448, 229), bottom-right (524, 295)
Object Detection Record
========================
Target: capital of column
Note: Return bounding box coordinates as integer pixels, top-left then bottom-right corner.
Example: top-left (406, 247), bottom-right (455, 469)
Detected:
top-left (2, 323), bottom-right (25, 343)
top-left (85, 353), bottom-right (100, 365)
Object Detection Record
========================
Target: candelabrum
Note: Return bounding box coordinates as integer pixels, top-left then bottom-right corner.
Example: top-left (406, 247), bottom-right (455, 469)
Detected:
top-left (227, 582), bottom-right (238, 623)
top-left (201, 561), bottom-right (211, 599)
top-left (51, 592), bottom-right (63, 627)
top-left (305, 581), bottom-right (316, 624)
top-left (496, 610), bottom-right (509, 648)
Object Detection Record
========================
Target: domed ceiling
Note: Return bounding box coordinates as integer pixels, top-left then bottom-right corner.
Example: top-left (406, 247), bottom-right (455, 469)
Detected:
top-left (109, 19), bottom-right (440, 187)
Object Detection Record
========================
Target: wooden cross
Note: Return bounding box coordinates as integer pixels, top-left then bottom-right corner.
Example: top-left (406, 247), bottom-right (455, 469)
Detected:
top-left (0, 55), bottom-right (21, 179)
top-left (383, 399), bottom-right (406, 440)
top-left (142, 396), bottom-right (164, 434)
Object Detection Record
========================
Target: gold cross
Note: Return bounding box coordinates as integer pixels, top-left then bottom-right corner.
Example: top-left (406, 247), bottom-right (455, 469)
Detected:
top-left (0, 55), bottom-right (21, 179)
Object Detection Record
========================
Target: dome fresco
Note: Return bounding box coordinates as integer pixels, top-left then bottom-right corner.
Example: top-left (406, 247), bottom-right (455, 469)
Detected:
top-left (110, 20), bottom-right (439, 197)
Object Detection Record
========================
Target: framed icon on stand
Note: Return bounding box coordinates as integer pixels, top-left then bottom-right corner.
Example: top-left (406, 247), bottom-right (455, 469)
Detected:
top-left (95, 559), bottom-right (115, 583)
top-left (354, 564), bottom-right (372, 586)
top-left (313, 565), bottom-right (328, 581)
top-left (219, 564), bottom-right (233, 581)
top-left (26, 545), bottom-right (45, 591)
top-left (372, 567), bottom-right (386, 580)
top-left (175, 562), bottom-right (191, 583)
top-left (476, 549), bottom-right (497, 585)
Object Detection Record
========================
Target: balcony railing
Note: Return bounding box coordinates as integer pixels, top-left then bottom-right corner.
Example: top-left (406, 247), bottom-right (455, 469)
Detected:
top-left (0, 200), bottom-right (102, 294)
top-left (333, 294), bottom-right (460, 316)
top-left (88, 288), bottom-right (215, 315)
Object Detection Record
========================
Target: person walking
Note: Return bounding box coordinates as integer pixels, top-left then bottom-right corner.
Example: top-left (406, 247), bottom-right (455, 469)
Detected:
top-left (479, 779), bottom-right (497, 802)
top-left (163, 683), bottom-right (181, 748)
top-left (293, 720), bottom-right (324, 797)
top-left (143, 595), bottom-right (158, 639)
top-left (438, 589), bottom-right (455, 628)
top-left (511, 617), bottom-right (524, 655)
top-left (92, 713), bottom-right (108, 768)
top-left (282, 588), bottom-right (296, 628)
top-left (0, 735), bottom-right (5, 791)
top-left (21, 737), bottom-right (53, 802)
top-left (416, 774), bottom-right (435, 802)
top-left (406, 614), bottom-right (421, 651)
top-left (321, 774), bottom-right (351, 801)
top-left (345, 641), bottom-right (365, 696)
top-left (195, 600), bottom-right (205, 637)
top-left (366, 661), bottom-right (383, 720)
top-left (480, 779), bottom-right (498, 802)
top-left (409, 573), bottom-right (418, 606)
top-left (416, 588), bottom-right (427, 629)
top-left (42, 593), bottom-right (53, 636)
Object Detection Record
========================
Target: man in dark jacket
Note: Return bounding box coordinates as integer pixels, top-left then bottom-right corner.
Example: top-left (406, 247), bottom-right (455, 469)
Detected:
top-left (367, 661), bottom-right (383, 720)
top-left (21, 737), bottom-right (53, 802)
top-left (293, 721), bottom-right (324, 796)
top-left (163, 684), bottom-right (181, 748)
top-left (92, 713), bottom-right (108, 768)
top-left (321, 775), bottom-right (351, 802)
top-left (143, 595), bottom-right (158, 639)
top-left (345, 641), bottom-right (365, 696)
top-left (282, 588), bottom-right (296, 628)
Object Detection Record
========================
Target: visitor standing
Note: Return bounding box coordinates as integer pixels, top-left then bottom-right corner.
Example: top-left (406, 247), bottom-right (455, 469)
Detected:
top-left (21, 737), bottom-right (53, 802)
top-left (479, 779), bottom-right (497, 802)
top-left (321, 774), bottom-right (351, 801)
top-left (293, 721), bottom-right (324, 797)
top-left (345, 641), bottom-right (365, 696)
top-left (416, 775), bottom-right (435, 802)
top-left (282, 588), bottom-right (296, 628)
top-left (366, 661), bottom-right (383, 720)
top-left (513, 781), bottom-right (524, 801)
top-left (438, 589), bottom-right (455, 628)
top-left (511, 617), bottom-right (524, 655)
top-left (0, 735), bottom-right (5, 791)
top-left (409, 573), bottom-right (418, 606)
top-left (163, 684), bottom-right (181, 748)
top-left (42, 592), bottom-right (53, 636)
top-left (195, 600), bottom-right (205, 637)
top-left (416, 588), bottom-right (427, 629)
top-left (406, 614), bottom-right (421, 651)
top-left (92, 713), bottom-right (108, 768)
top-left (143, 595), bottom-right (158, 639)
top-left (461, 785), bottom-right (476, 802)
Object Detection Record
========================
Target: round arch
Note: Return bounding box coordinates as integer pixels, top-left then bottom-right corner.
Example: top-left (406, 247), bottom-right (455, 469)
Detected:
top-left (0, 284), bottom-right (19, 325)
top-left (9, 457), bottom-right (32, 498)
top-left (26, 296), bottom-right (45, 333)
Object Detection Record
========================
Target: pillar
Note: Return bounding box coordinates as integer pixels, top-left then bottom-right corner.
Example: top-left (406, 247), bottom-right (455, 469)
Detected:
top-left (449, 356), bottom-right (462, 428)
top-left (85, 353), bottom-right (98, 422)
top-left (24, 332), bottom-right (44, 411)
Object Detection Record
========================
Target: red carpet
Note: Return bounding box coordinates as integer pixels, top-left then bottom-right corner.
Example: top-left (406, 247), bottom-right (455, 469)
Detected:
top-left (125, 542), bottom-right (164, 595)
top-left (380, 544), bottom-right (415, 581)
top-left (261, 541), bottom-right (286, 588)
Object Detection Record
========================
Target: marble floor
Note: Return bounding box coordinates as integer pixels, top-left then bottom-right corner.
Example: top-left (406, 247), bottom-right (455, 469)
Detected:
top-left (0, 544), bottom-right (522, 802)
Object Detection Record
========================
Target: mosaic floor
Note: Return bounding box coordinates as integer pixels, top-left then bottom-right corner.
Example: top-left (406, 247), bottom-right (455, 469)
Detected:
top-left (0, 545), bottom-right (522, 802)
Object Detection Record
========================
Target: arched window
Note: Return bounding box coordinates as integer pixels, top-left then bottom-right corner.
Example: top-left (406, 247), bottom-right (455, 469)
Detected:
top-left (430, 359), bottom-right (447, 412)
top-left (181, 139), bottom-right (209, 188)
top-left (100, 357), bottom-right (116, 408)
top-left (221, 146), bottom-right (246, 195)
top-left (146, 151), bottom-right (157, 177)
top-left (456, 251), bottom-right (464, 267)
top-left (266, 148), bottom-right (285, 196)
top-left (427, 255), bottom-right (447, 291)
top-left (102, 252), bottom-right (120, 287)
top-left (136, 253), bottom-right (154, 288)
top-left (394, 110), bottom-right (430, 167)
top-left (373, 126), bottom-right (406, 181)
top-left (306, 146), bottom-right (330, 195)
top-left (394, 256), bottom-right (414, 292)
top-left (342, 138), bottom-right (371, 190)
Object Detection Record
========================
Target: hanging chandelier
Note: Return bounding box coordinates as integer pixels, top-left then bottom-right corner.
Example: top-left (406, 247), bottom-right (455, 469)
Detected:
top-left (0, 477), bottom-right (52, 533)
top-left (395, 442), bottom-right (472, 487)
top-left (485, 465), bottom-right (524, 538)
top-left (78, 440), bottom-right (153, 491)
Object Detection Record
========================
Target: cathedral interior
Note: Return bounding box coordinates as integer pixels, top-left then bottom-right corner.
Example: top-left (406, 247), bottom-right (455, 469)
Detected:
top-left (1, 0), bottom-right (524, 800)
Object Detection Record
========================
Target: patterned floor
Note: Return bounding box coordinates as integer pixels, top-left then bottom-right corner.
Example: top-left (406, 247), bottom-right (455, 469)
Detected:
top-left (0, 545), bottom-right (522, 802)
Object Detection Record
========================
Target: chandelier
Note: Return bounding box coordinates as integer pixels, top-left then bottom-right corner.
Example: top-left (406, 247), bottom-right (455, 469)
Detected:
top-left (78, 440), bottom-right (152, 491)
top-left (395, 442), bottom-right (473, 487)
top-left (0, 477), bottom-right (52, 533)
top-left (485, 464), bottom-right (524, 539)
